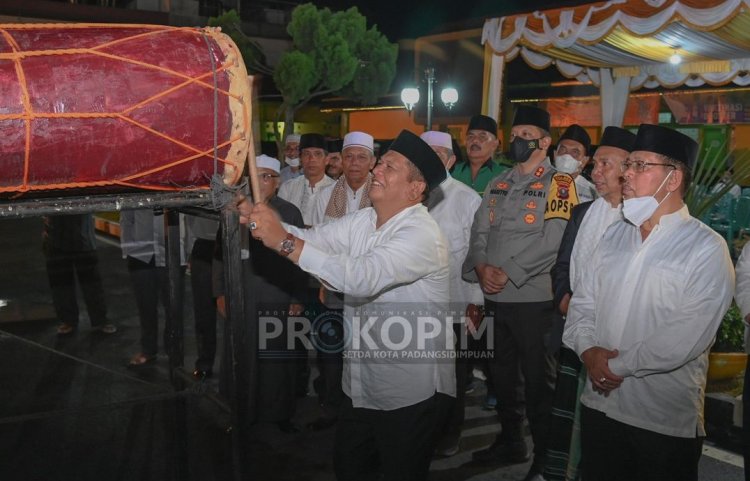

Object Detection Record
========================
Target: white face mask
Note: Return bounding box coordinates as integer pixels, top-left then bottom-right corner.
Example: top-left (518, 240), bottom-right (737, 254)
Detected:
top-left (622, 171), bottom-right (673, 227)
top-left (285, 156), bottom-right (300, 168)
top-left (554, 153), bottom-right (580, 174)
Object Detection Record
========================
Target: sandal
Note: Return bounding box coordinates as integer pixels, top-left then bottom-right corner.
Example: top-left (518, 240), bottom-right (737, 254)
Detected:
top-left (56, 323), bottom-right (76, 336)
top-left (128, 353), bottom-right (156, 367)
top-left (94, 323), bottom-right (118, 335)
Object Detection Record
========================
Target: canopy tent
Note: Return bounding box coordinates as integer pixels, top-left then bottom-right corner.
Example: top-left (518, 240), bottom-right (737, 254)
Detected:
top-left (481, 0), bottom-right (750, 127)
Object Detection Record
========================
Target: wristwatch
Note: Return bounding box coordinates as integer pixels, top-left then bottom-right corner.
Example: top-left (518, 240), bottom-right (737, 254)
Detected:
top-left (279, 233), bottom-right (296, 257)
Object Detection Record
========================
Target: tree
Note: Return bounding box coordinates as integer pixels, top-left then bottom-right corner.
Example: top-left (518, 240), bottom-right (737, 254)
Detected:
top-left (207, 10), bottom-right (273, 77)
top-left (209, 5), bottom-right (397, 152)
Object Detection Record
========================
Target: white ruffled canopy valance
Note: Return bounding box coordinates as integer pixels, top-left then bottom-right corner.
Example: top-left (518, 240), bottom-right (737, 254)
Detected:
top-left (481, 0), bottom-right (750, 125)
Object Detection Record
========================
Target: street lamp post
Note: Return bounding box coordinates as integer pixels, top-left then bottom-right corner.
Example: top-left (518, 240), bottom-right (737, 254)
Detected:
top-left (401, 68), bottom-right (458, 131)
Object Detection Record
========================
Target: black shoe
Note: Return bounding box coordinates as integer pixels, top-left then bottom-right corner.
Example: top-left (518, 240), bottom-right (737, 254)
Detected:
top-left (277, 420), bottom-right (300, 434)
top-left (521, 466), bottom-right (545, 481)
top-left (307, 415), bottom-right (337, 432)
top-left (192, 369), bottom-right (213, 380)
top-left (472, 440), bottom-right (529, 465)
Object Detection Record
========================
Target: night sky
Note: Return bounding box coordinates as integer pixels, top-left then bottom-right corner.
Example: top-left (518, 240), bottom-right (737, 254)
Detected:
top-left (310, 0), bottom-right (595, 40)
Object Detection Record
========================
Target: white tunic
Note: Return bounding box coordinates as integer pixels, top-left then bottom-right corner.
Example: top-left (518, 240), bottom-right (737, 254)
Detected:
top-left (278, 174), bottom-right (335, 225)
top-left (569, 197), bottom-right (621, 292)
top-left (287, 204), bottom-right (456, 410)
top-left (564, 206), bottom-right (734, 437)
top-left (428, 177), bottom-right (484, 307)
top-left (120, 210), bottom-right (187, 266)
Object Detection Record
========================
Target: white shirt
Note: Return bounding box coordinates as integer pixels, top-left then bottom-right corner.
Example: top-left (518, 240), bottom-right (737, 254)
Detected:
top-left (287, 204), bottom-right (455, 410)
top-left (428, 177), bottom-right (484, 306)
top-left (575, 175), bottom-right (597, 203)
top-left (120, 210), bottom-right (187, 266)
top-left (184, 215), bottom-right (218, 256)
top-left (734, 243), bottom-right (750, 353)
top-left (310, 177), bottom-right (370, 226)
top-left (563, 205), bottom-right (734, 438)
top-left (278, 174), bottom-right (335, 225)
top-left (569, 197), bottom-right (621, 291)
top-left (279, 165), bottom-right (302, 184)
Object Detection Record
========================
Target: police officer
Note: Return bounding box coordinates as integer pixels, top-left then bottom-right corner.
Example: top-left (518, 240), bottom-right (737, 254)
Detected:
top-left (463, 105), bottom-right (578, 481)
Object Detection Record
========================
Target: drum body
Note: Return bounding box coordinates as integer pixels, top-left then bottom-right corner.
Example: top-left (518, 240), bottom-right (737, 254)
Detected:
top-left (0, 24), bottom-right (250, 196)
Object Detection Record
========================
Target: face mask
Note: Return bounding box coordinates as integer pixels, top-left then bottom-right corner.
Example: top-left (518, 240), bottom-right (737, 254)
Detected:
top-left (508, 137), bottom-right (541, 163)
top-left (622, 171), bottom-right (673, 227)
top-left (285, 157), bottom-right (300, 168)
top-left (554, 153), bottom-right (580, 174)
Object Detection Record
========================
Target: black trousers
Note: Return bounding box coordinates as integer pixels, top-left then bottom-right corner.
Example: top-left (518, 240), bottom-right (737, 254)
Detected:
top-left (439, 322), bottom-right (469, 439)
top-left (45, 249), bottom-right (108, 326)
top-left (257, 309), bottom-right (297, 423)
top-left (581, 405), bottom-right (703, 481)
top-left (486, 300), bottom-right (557, 460)
top-left (190, 239), bottom-right (217, 372)
top-left (127, 257), bottom-right (183, 356)
top-left (334, 394), bottom-right (444, 481)
top-left (743, 356), bottom-right (750, 481)
top-left (314, 306), bottom-right (344, 417)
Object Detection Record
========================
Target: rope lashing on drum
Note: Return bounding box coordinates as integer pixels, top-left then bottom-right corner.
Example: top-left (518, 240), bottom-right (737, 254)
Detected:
top-left (202, 30), bottom-right (245, 210)
top-left (0, 25), bottom-right (250, 193)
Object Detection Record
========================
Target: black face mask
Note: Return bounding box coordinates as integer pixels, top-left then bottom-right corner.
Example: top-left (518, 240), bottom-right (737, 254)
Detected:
top-left (508, 137), bottom-right (542, 163)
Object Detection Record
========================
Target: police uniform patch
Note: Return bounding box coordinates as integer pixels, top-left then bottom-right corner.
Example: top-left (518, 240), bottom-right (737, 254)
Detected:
top-left (489, 197), bottom-right (497, 207)
top-left (525, 200), bottom-right (536, 209)
top-left (534, 167), bottom-right (545, 178)
top-left (524, 213), bottom-right (536, 224)
top-left (544, 173), bottom-right (579, 221)
top-left (496, 181), bottom-right (509, 189)
top-left (489, 209), bottom-right (495, 223)
top-left (530, 182), bottom-right (543, 190)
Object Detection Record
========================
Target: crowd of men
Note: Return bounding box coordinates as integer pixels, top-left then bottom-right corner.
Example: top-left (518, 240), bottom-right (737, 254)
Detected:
top-left (90, 106), bottom-right (743, 481)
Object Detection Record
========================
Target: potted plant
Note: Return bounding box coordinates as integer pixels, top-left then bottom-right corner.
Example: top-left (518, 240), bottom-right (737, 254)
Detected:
top-left (708, 303), bottom-right (747, 382)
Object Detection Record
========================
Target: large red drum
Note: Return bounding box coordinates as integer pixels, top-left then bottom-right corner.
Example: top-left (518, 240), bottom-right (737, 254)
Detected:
top-left (0, 24), bottom-right (251, 196)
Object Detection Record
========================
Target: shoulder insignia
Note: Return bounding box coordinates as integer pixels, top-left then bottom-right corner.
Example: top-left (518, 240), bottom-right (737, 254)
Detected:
top-left (524, 213), bottom-right (536, 224)
top-left (530, 182), bottom-right (544, 190)
top-left (544, 173), bottom-right (579, 221)
top-left (534, 167), bottom-right (545, 178)
top-left (489, 197), bottom-right (497, 207)
top-left (496, 181), bottom-right (509, 189)
top-left (525, 200), bottom-right (537, 209)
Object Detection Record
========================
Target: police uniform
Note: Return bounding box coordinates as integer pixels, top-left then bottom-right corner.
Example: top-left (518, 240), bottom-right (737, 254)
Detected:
top-left (464, 155), bottom-right (578, 467)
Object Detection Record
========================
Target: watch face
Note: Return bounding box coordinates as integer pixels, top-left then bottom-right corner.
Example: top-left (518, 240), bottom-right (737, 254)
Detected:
top-left (281, 238), bottom-right (295, 255)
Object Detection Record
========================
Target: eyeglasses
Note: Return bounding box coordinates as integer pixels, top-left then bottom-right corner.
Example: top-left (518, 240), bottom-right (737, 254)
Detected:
top-left (260, 173), bottom-right (280, 182)
top-left (621, 160), bottom-right (676, 173)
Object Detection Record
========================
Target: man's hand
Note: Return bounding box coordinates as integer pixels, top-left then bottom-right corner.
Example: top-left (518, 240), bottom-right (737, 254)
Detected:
top-left (216, 296), bottom-right (226, 319)
top-left (247, 203), bottom-right (287, 251)
top-left (476, 264), bottom-right (509, 294)
top-left (288, 303), bottom-right (304, 317)
top-left (235, 194), bottom-right (253, 224)
top-left (558, 293), bottom-right (571, 315)
top-left (581, 346), bottom-right (624, 396)
top-left (465, 303), bottom-right (484, 335)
